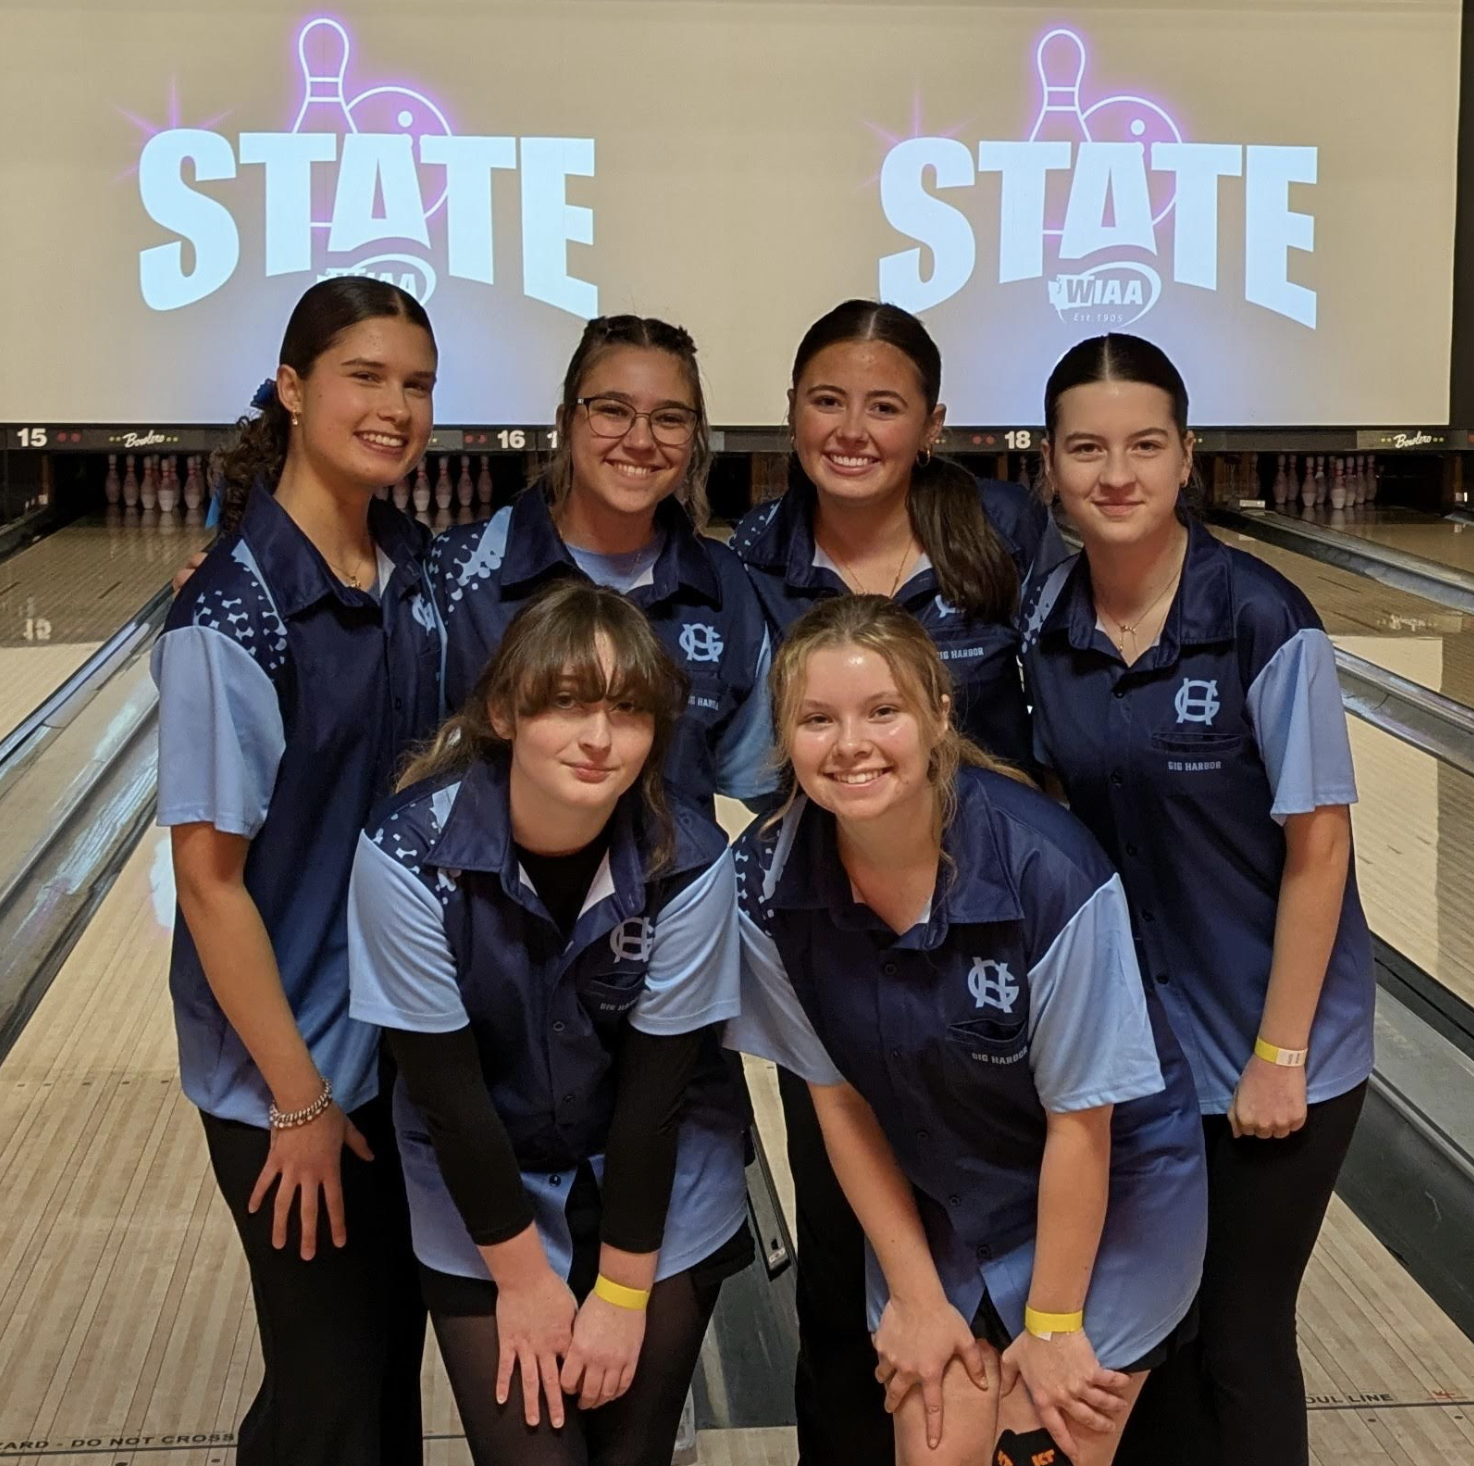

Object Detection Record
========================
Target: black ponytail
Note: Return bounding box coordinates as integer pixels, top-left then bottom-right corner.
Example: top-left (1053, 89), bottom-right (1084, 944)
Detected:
top-left (789, 300), bottom-right (1018, 622)
top-left (211, 277), bottom-right (436, 533)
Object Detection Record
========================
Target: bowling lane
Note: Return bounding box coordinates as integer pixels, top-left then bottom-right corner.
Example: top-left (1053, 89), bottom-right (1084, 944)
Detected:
top-left (1212, 525), bottom-right (1474, 709)
top-left (1275, 503), bottom-right (1474, 578)
top-left (1345, 715), bottom-right (1474, 1013)
top-left (0, 512), bottom-right (213, 741)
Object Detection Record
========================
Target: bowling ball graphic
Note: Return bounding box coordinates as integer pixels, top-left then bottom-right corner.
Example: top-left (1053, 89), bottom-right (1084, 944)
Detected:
top-left (1083, 94), bottom-right (1184, 227)
top-left (348, 85), bottom-right (454, 224)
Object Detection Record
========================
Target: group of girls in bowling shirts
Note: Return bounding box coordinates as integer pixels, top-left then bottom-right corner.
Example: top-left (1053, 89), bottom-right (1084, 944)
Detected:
top-left (154, 276), bottom-right (1372, 1466)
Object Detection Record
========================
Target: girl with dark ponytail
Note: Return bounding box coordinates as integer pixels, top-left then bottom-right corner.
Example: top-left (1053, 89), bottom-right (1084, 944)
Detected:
top-left (728, 299), bottom-right (1068, 1466)
top-left (153, 276), bottom-right (444, 1465)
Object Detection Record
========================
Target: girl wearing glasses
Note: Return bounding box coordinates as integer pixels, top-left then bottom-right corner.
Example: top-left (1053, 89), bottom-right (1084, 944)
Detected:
top-left (431, 315), bottom-right (776, 815)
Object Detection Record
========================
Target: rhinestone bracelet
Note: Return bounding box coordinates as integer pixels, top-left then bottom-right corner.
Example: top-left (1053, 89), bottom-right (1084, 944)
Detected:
top-left (268, 1077), bottom-right (333, 1130)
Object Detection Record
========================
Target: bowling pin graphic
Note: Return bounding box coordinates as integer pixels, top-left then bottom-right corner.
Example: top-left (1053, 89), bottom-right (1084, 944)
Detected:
top-left (457, 454), bottom-right (473, 507)
top-left (104, 454), bottom-right (121, 506)
top-left (293, 18), bottom-right (357, 233)
top-left (434, 457), bottom-right (452, 509)
top-left (140, 455), bottom-right (158, 511)
top-left (413, 463), bottom-right (431, 513)
top-left (392, 475), bottom-right (411, 511)
top-left (1030, 29), bottom-right (1089, 237)
top-left (1330, 460), bottom-right (1346, 510)
top-left (476, 455), bottom-right (493, 507)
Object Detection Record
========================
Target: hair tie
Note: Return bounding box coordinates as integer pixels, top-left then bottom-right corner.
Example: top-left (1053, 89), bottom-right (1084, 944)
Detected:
top-left (250, 378), bottom-right (278, 411)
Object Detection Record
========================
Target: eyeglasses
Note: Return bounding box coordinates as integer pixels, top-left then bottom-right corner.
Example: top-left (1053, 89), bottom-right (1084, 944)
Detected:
top-left (576, 396), bottom-right (699, 446)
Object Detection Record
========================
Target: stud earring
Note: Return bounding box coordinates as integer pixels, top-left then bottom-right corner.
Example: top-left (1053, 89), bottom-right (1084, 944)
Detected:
top-left (292, 412), bottom-right (300, 428)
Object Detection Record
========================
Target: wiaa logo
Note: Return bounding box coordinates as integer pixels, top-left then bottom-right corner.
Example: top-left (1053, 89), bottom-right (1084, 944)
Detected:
top-left (132, 17), bottom-right (597, 317)
top-left (1048, 261), bottom-right (1162, 327)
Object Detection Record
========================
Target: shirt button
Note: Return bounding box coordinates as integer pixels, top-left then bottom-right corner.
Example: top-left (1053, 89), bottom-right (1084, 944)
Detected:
top-left (1142, 910), bottom-right (1155, 923)
top-left (394, 697), bottom-right (403, 711)
top-left (916, 1129), bottom-right (930, 1142)
top-left (890, 1047), bottom-right (903, 1060)
top-left (949, 1194), bottom-right (962, 1207)
top-left (552, 1021), bottom-right (565, 1033)
top-left (1125, 843), bottom-right (1138, 857)
top-left (563, 1093), bottom-right (575, 1104)
top-left (1113, 688), bottom-right (1125, 700)
top-left (550, 1175), bottom-right (562, 1186)
top-left (882, 962), bottom-right (898, 977)
top-left (975, 1244), bottom-right (992, 1261)
top-left (1154, 973), bottom-right (1170, 985)
top-left (1110, 769), bottom-right (1124, 787)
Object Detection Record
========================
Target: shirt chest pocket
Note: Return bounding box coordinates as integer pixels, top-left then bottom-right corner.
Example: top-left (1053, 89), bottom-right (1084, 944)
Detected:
top-left (1148, 728), bottom-right (1249, 789)
top-left (943, 1015), bottom-right (1030, 1066)
top-left (574, 964), bottom-right (648, 1028)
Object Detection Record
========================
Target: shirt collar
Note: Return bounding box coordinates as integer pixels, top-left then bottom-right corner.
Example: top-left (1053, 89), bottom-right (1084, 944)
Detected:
top-left (240, 488), bottom-right (426, 618)
top-left (770, 772), bottom-right (1022, 944)
top-left (1039, 514), bottom-right (1234, 661)
top-left (424, 751), bottom-right (680, 914)
top-left (498, 488), bottom-right (721, 607)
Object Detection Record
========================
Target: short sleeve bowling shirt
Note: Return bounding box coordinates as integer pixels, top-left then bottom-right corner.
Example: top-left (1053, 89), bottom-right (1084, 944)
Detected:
top-left (346, 754), bottom-right (749, 1283)
top-left (730, 476), bottom-right (1068, 766)
top-left (152, 491), bottom-right (444, 1126)
top-left (429, 490), bottom-right (776, 810)
top-left (1020, 518), bottom-right (1375, 1113)
top-left (726, 768), bottom-right (1207, 1369)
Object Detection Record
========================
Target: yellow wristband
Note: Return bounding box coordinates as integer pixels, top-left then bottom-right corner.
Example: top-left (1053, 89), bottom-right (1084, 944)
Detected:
top-left (1254, 1036), bottom-right (1308, 1068)
top-left (1024, 1306), bottom-right (1084, 1338)
top-left (593, 1274), bottom-right (651, 1312)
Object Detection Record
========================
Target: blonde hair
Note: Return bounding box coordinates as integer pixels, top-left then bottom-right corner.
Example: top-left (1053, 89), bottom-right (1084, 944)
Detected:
top-left (399, 579), bottom-right (689, 872)
top-left (766, 595), bottom-right (1033, 837)
top-left (540, 315), bottom-right (712, 531)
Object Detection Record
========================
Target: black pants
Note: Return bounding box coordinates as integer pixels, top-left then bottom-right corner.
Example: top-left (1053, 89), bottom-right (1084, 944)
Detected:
top-left (201, 1094), bottom-right (426, 1466)
top-left (422, 1162), bottom-right (752, 1466)
top-left (779, 1066), bottom-right (892, 1466)
top-left (1118, 1080), bottom-right (1367, 1466)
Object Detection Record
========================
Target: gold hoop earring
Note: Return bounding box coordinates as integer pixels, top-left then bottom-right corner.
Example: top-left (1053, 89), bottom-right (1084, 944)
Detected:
top-left (917, 446), bottom-right (933, 467)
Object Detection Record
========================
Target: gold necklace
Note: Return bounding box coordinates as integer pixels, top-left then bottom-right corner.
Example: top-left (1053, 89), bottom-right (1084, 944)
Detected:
top-left (825, 531), bottom-right (916, 598)
top-left (325, 548), bottom-right (375, 590)
top-left (1099, 554), bottom-right (1184, 652)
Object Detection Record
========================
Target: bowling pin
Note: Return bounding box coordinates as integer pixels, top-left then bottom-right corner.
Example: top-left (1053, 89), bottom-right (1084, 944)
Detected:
top-left (433, 505), bottom-right (453, 533)
top-left (158, 454), bottom-right (178, 513)
top-left (1313, 455), bottom-right (1327, 506)
top-left (457, 454), bottom-right (473, 507)
top-left (476, 454), bottom-right (493, 507)
top-left (123, 454), bottom-right (139, 508)
top-left (1271, 453), bottom-right (1287, 506)
top-left (183, 456), bottom-right (203, 511)
top-left (140, 455), bottom-right (158, 511)
top-left (435, 456), bottom-right (452, 509)
top-left (1330, 461), bottom-right (1346, 510)
top-left (457, 505), bottom-right (475, 526)
top-left (1367, 454), bottom-right (1379, 501)
top-left (104, 454), bottom-right (121, 506)
top-left (413, 463), bottom-right (431, 512)
top-left (392, 475), bottom-right (411, 511)
top-left (1300, 458), bottom-right (1315, 510)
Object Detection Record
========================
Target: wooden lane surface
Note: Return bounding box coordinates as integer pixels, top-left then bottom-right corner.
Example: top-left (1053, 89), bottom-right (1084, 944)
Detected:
top-left (1211, 525), bottom-right (1474, 708)
top-left (2, 812), bottom-right (1471, 1463)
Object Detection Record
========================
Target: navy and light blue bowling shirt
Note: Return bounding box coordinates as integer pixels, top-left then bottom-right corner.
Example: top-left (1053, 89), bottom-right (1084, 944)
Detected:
top-left (429, 490), bottom-right (776, 809)
top-left (729, 476), bottom-right (1067, 766)
top-left (1021, 518), bottom-right (1375, 1113)
top-left (727, 768), bottom-right (1207, 1369)
top-left (346, 753), bottom-right (749, 1283)
top-left (153, 490), bottom-right (444, 1126)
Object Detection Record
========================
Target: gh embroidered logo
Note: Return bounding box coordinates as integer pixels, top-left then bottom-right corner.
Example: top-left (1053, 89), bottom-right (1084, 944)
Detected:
top-left (679, 622), bottom-right (724, 663)
top-left (967, 958), bottom-right (1018, 1014)
top-left (1174, 678), bottom-right (1221, 726)
top-left (934, 596), bottom-right (957, 618)
top-left (609, 917), bottom-right (654, 963)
